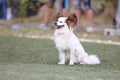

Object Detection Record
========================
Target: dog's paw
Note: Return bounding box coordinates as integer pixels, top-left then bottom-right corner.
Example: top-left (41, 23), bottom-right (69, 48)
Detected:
top-left (58, 62), bottom-right (65, 65)
top-left (80, 62), bottom-right (86, 65)
top-left (69, 61), bottom-right (74, 65)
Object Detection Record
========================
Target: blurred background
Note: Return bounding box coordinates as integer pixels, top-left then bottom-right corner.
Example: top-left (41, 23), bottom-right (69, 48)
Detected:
top-left (0, 0), bottom-right (120, 41)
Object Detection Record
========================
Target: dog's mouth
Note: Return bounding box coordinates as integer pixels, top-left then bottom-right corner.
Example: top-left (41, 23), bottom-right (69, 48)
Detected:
top-left (55, 25), bottom-right (64, 29)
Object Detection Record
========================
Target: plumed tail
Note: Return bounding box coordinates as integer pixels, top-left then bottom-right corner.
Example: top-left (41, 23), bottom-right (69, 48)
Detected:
top-left (82, 55), bottom-right (101, 65)
top-left (88, 55), bottom-right (101, 64)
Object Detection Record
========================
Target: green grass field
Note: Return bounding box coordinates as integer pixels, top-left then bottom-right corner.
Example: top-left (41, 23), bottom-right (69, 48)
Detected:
top-left (0, 36), bottom-right (120, 80)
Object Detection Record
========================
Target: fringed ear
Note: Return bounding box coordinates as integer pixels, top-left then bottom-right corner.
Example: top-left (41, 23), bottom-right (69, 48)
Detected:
top-left (66, 14), bottom-right (77, 29)
top-left (73, 14), bottom-right (77, 25)
top-left (68, 14), bottom-right (77, 25)
top-left (56, 12), bottom-right (64, 18)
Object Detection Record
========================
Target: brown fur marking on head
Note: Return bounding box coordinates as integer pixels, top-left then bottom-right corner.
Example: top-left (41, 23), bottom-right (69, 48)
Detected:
top-left (56, 12), bottom-right (64, 19)
top-left (66, 14), bottom-right (77, 29)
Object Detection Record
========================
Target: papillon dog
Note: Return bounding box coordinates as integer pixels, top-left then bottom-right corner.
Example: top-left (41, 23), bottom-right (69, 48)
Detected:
top-left (54, 13), bottom-right (100, 65)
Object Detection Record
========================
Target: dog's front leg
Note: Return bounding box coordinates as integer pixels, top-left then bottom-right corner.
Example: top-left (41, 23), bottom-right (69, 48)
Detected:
top-left (58, 50), bottom-right (65, 64)
top-left (69, 50), bottom-right (75, 65)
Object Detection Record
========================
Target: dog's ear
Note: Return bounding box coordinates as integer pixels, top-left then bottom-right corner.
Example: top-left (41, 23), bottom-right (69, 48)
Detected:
top-left (56, 12), bottom-right (64, 19)
top-left (66, 14), bottom-right (77, 29)
top-left (67, 14), bottom-right (77, 25)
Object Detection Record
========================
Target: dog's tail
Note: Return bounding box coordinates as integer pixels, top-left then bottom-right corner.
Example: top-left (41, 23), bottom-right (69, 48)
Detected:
top-left (82, 55), bottom-right (101, 65)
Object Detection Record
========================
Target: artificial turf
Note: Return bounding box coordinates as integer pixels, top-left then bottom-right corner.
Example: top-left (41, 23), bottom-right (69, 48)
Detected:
top-left (0, 36), bottom-right (120, 80)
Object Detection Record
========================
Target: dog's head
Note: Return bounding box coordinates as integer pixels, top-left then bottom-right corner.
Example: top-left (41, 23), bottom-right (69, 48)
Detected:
top-left (55, 13), bottom-right (77, 30)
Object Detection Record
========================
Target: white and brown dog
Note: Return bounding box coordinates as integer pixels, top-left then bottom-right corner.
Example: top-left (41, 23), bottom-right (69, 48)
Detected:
top-left (54, 13), bottom-right (100, 65)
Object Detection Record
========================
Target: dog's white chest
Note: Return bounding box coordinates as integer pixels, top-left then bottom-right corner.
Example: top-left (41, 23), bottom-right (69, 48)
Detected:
top-left (54, 30), bottom-right (70, 50)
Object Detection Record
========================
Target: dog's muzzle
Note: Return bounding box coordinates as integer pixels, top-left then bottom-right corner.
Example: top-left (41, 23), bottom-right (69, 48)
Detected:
top-left (54, 23), bottom-right (64, 29)
top-left (55, 25), bottom-right (64, 29)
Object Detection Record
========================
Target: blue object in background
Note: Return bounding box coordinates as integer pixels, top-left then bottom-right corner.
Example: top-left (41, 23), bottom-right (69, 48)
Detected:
top-left (62, 0), bottom-right (69, 9)
top-left (0, 0), bottom-right (7, 20)
top-left (12, 23), bottom-right (21, 29)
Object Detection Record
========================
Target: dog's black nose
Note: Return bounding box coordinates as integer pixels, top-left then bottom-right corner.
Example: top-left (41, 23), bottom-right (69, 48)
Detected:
top-left (54, 22), bottom-right (57, 25)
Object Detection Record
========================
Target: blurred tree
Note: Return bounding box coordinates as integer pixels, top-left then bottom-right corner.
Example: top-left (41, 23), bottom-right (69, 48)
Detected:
top-left (6, 0), bottom-right (42, 18)
top-left (26, 0), bottom-right (40, 17)
top-left (5, 0), bottom-right (27, 18)
top-left (105, 0), bottom-right (118, 9)
top-left (16, 0), bottom-right (27, 18)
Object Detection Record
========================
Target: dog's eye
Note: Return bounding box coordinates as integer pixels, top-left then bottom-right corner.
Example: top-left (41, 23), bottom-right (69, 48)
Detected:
top-left (60, 21), bottom-right (62, 23)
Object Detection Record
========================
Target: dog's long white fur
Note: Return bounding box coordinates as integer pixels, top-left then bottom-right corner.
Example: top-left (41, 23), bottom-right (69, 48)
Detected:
top-left (54, 17), bottom-right (100, 65)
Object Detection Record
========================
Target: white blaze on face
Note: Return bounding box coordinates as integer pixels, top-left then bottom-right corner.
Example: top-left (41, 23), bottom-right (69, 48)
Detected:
top-left (55, 17), bottom-right (67, 29)
top-left (56, 17), bottom-right (67, 26)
